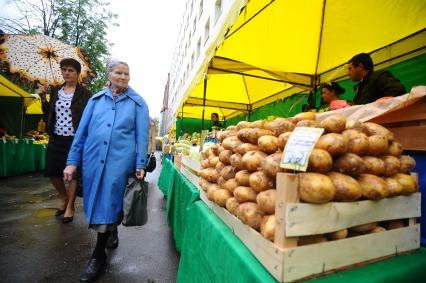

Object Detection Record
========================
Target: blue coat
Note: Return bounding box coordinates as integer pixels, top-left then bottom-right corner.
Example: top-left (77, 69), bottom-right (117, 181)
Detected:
top-left (67, 87), bottom-right (149, 224)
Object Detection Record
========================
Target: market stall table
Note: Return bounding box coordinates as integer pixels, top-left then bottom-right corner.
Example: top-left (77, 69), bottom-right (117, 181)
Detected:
top-left (0, 138), bottom-right (46, 177)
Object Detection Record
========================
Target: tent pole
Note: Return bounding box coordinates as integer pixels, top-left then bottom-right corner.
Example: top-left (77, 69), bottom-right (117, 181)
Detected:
top-left (20, 98), bottom-right (25, 138)
top-left (201, 72), bottom-right (207, 132)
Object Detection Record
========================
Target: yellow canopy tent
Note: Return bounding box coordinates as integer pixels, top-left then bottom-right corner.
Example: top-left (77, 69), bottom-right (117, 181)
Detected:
top-left (0, 74), bottom-right (35, 105)
top-left (177, 0), bottom-right (426, 122)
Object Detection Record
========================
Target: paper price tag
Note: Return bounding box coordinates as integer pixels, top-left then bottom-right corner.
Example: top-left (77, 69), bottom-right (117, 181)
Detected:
top-left (280, 127), bottom-right (324, 171)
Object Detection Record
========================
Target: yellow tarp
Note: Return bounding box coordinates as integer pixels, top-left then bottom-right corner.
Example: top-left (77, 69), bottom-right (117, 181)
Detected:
top-left (0, 74), bottom-right (35, 106)
top-left (177, 0), bottom-right (426, 120)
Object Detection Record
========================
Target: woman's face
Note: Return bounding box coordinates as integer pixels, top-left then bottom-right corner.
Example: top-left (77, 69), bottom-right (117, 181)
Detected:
top-left (61, 66), bottom-right (79, 84)
top-left (109, 64), bottom-right (130, 89)
top-left (321, 88), bottom-right (336, 103)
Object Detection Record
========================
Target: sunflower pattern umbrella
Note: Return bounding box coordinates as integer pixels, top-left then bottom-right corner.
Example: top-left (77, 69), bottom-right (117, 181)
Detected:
top-left (0, 33), bottom-right (96, 88)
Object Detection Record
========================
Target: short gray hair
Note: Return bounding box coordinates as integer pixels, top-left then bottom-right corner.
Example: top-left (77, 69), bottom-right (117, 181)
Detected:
top-left (107, 59), bottom-right (129, 74)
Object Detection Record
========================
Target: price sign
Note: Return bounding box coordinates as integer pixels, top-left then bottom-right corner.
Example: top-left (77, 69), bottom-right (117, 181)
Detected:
top-left (280, 127), bottom-right (324, 171)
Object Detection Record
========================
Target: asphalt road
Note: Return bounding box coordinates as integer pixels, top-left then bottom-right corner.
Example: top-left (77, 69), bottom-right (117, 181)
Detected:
top-left (0, 153), bottom-right (180, 283)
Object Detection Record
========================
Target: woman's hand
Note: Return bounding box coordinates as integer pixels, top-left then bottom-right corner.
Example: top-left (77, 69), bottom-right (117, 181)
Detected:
top-left (37, 83), bottom-right (48, 103)
top-left (136, 169), bottom-right (145, 180)
top-left (63, 165), bottom-right (77, 182)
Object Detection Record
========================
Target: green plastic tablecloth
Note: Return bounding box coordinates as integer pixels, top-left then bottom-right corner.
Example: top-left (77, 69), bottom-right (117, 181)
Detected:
top-left (0, 138), bottom-right (47, 177)
top-left (157, 157), bottom-right (176, 196)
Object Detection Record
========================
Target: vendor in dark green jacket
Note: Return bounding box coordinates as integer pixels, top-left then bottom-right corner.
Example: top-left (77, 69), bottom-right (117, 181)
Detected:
top-left (347, 53), bottom-right (406, 105)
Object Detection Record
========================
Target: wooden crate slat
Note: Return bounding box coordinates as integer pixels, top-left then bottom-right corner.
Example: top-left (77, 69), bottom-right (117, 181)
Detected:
top-left (285, 193), bottom-right (421, 236)
top-left (283, 225), bottom-right (420, 282)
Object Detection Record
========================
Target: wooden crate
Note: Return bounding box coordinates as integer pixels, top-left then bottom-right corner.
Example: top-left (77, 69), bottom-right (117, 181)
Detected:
top-left (198, 173), bottom-right (421, 282)
top-left (369, 96), bottom-right (426, 151)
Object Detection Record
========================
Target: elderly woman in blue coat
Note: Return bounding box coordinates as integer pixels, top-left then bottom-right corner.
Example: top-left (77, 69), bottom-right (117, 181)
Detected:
top-left (63, 60), bottom-right (149, 283)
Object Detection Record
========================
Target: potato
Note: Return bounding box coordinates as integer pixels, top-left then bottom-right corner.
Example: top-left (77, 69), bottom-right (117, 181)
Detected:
top-left (201, 159), bottom-right (210, 169)
top-left (220, 165), bottom-right (236, 180)
top-left (217, 145), bottom-right (226, 154)
top-left (242, 151), bottom-right (268, 171)
top-left (235, 170), bottom-right (251, 186)
top-left (333, 153), bottom-right (366, 177)
top-left (237, 128), bottom-right (252, 143)
top-left (207, 184), bottom-right (220, 201)
top-left (209, 156), bottom-right (220, 168)
top-left (251, 120), bottom-right (265, 129)
top-left (345, 131), bottom-right (369, 156)
top-left (367, 135), bottom-right (389, 156)
top-left (204, 148), bottom-right (214, 159)
top-left (249, 171), bottom-right (274, 193)
top-left (222, 136), bottom-right (243, 152)
top-left (292, 112), bottom-right (316, 123)
top-left (210, 144), bottom-right (219, 156)
top-left (226, 125), bottom-right (237, 131)
top-left (382, 219), bottom-right (405, 230)
top-left (326, 229), bottom-right (348, 240)
top-left (364, 122), bottom-right (394, 141)
top-left (278, 132), bottom-right (292, 151)
top-left (295, 119), bottom-right (319, 128)
top-left (299, 173), bottom-right (336, 203)
top-left (236, 121), bottom-right (253, 131)
top-left (246, 128), bottom-right (275, 145)
top-left (327, 172), bottom-right (362, 201)
top-left (221, 178), bottom-right (239, 194)
top-left (381, 155), bottom-right (401, 177)
top-left (226, 197), bottom-right (239, 216)
top-left (261, 152), bottom-right (283, 178)
top-left (298, 235), bottom-right (327, 246)
top-left (198, 178), bottom-right (212, 192)
top-left (393, 173), bottom-right (418, 194)
top-left (217, 130), bottom-right (237, 143)
top-left (215, 161), bottom-right (225, 173)
top-left (256, 189), bottom-right (276, 214)
top-left (346, 120), bottom-right (368, 134)
top-left (315, 133), bottom-right (348, 157)
top-left (257, 135), bottom-right (279, 154)
top-left (370, 226), bottom-right (386, 233)
top-left (217, 176), bottom-right (226, 187)
top-left (308, 149), bottom-right (333, 173)
top-left (357, 174), bottom-right (388, 200)
top-left (386, 141), bottom-right (403, 157)
top-left (362, 156), bottom-right (385, 175)
top-left (400, 155), bottom-right (416, 173)
top-left (350, 222), bottom-right (378, 233)
top-left (233, 186), bottom-right (257, 203)
top-left (260, 215), bottom-right (276, 241)
top-left (384, 177), bottom-right (404, 197)
top-left (218, 149), bottom-right (233, 165)
top-left (200, 168), bottom-right (220, 183)
top-left (263, 118), bottom-right (295, 136)
top-left (229, 153), bottom-right (244, 171)
top-left (319, 114), bottom-right (347, 133)
top-left (213, 189), bottom-right (232, 207)
top-left (235, 143), bottom-right (258, 155)
top-left (236, 202), bottom-right (264, 230)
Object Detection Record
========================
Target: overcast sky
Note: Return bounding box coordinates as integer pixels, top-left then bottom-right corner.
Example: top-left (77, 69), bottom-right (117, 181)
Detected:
top-left (107, 0), bottom-right (185, 119)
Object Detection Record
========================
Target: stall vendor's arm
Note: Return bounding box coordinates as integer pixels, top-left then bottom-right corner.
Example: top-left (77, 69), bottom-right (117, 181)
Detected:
top-left (135, 100), bottom-right (150, 179)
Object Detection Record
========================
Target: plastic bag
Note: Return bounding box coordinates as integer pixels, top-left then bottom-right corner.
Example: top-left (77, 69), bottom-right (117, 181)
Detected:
top-left (122, 178), bottom-right (148, 227)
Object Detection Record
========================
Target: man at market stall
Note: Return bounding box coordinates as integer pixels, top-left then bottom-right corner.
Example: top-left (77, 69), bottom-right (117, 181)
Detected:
top-left (210, 112), bottom-right (224, 131)
top-left (347, 53), bottom-right (406, 104)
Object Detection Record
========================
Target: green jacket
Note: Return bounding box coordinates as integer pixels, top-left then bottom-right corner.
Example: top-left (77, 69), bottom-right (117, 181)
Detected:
top-left (353, 70), bottom-right (406, 105)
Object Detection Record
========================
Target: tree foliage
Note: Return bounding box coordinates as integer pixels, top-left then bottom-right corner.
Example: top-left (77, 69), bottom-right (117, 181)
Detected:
top-left (0, 0), bottom-right (117, 93)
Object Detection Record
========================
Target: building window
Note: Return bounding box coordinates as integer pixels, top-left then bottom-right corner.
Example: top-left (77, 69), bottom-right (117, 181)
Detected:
top-left (199, 0), bottom-right (203, 19)
top-left (204, 17), bottom-right (210, 44)
top-left (196, 38), bottom-right (201, 59)
top-left (193, 17), bottom-right (196, 36)
top-left (214, 0), bottom-right (222, 24)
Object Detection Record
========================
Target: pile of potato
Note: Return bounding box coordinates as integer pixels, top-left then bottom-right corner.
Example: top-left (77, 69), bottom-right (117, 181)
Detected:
top-left (198, 113), bottom-right (418, 243)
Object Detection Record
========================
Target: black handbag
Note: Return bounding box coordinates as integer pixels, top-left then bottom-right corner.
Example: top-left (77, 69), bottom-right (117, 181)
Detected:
top-left (145, 153), bottom-right (156, 173)
top-left (122, 178), bottom-right (149, 227)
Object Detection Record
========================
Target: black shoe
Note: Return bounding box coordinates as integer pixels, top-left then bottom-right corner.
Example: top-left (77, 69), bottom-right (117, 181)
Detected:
top-left (54, 209), bottom-right (65, 216)
top-left (80, 257), bottom-right (106, 283)
top-left (106, 229), bottom-right (118, 250)
top-left (62, 216), bottom-right (74, 224)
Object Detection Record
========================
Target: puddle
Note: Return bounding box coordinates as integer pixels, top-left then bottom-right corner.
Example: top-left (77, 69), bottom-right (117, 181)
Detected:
top-left (32, 208), bottom-right (57, 217)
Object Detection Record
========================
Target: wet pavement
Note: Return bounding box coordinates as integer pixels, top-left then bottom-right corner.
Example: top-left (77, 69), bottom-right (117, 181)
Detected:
top-left (0, 153), bottom-right (180, 283)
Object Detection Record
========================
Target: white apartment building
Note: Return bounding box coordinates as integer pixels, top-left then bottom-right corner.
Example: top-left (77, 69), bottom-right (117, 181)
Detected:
top-left (161, 0), bottom-right (246, 134)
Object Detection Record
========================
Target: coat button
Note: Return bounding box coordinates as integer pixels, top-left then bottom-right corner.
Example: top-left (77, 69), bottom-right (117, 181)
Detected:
top-left (104, 141), bottom-right (107, 145)
top-left (107, 123), bottom-right (111, 127)
top-left (101, 160), bottom-right (105, 163)
top-left (112, 107), bottom-right (115, 110)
